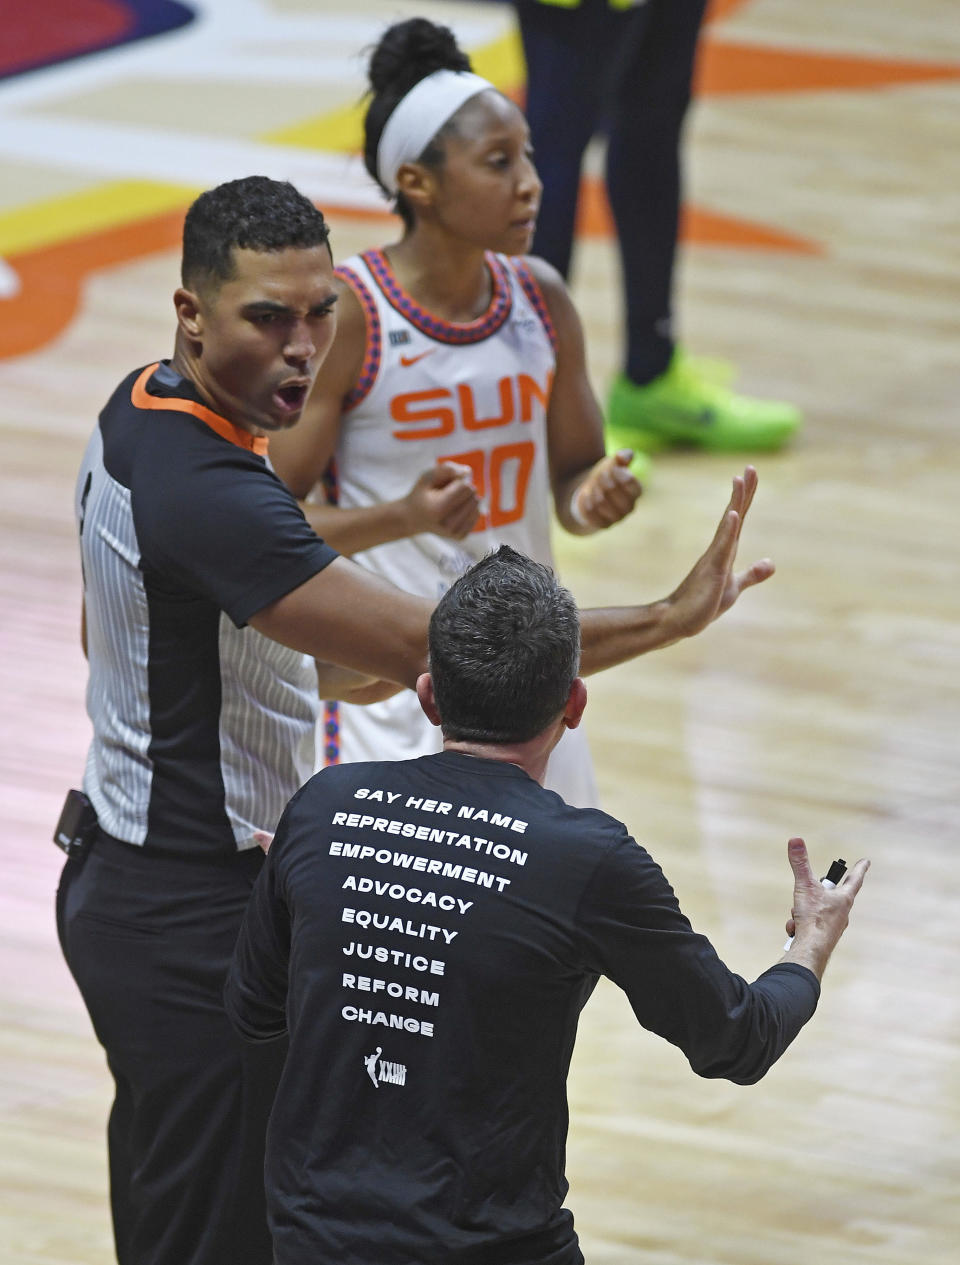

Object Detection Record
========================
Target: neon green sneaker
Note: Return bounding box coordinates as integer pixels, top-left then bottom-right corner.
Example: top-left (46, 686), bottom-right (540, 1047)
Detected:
top-left (606, 351), bottom-right (801, 454)
top-left (685, 353), bottom-right (736, 387)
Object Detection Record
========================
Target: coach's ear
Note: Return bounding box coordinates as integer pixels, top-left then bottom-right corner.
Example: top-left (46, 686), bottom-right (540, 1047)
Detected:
top-left (416, 672), bottom-right (441, 727)
top-left (562, 678), bottom-right (587, 731)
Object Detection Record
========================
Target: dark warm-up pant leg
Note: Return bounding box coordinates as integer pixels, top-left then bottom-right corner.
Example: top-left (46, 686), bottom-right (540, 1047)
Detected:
top-left (516, 0), bottom-right (708, 384)
top-left (57, 833), bottom-right (286, 1265)
top-left (606, 0), bottom-right (709, 384)
top-left (516, 0), bottom-right (627, 281)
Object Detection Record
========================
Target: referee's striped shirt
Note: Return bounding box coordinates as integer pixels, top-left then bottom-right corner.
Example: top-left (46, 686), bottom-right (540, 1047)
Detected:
top-left (76, 361), bottom-right (337, 857)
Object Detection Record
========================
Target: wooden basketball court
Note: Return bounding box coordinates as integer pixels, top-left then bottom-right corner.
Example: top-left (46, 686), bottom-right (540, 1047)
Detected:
top-left (1, 2), bottom-right (957, 1261)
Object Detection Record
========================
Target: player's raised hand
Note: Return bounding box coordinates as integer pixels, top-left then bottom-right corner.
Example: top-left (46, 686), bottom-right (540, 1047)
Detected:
top-left (402, 462), bottom-right (481, 540)
top-left (570, 449), bottom-right (643, 531)
top-left (665, 467), bottom-right (774, 639)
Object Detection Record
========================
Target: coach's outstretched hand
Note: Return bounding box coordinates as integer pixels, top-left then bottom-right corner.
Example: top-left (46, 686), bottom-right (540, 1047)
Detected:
top-left (666, 466), bottom-right (774, 640)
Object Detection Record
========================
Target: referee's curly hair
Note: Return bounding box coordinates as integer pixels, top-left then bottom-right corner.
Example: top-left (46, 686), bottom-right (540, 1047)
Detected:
top-left (181, 176), bottom-right (330, 293)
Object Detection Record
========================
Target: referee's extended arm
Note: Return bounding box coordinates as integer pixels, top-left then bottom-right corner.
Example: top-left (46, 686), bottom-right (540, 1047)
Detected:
top-left (250, 467), bottom-right (772, 687)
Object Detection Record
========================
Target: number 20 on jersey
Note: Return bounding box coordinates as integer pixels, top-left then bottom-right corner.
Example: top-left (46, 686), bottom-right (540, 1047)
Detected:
top-left (388, 371), bottom-right (551, 531)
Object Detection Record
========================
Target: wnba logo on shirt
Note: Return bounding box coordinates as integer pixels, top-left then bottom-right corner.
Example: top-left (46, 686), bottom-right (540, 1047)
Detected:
top-left (364, 1046), bottom-right (407, 1088)
top-left (513, 314), bottom-right (539, 334)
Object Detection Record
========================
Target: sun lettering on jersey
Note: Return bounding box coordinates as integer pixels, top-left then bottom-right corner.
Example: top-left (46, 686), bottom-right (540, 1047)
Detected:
top-left (389, 371), bottom-right (552, 440)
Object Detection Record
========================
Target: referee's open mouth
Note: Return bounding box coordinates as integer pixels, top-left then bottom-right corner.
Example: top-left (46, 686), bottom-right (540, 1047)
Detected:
top-left (273, 381), bottom-right (310, 418)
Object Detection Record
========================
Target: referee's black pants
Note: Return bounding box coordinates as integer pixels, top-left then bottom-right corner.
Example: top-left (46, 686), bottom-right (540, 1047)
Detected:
top-left (57, 830), bottom-right (286, 1265)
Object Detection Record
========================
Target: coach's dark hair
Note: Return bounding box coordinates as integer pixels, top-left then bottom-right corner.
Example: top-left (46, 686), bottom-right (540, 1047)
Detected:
top-left (363, 18), bottom-right (472, 229)
top-left (181, 176), bottom-right (330, 292)
top-left (428, 546), bottom-right (581, 745)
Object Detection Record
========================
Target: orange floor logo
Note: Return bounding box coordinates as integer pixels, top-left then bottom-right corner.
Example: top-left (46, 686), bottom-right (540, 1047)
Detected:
top-left (1, 0), bottom-right (958, 362)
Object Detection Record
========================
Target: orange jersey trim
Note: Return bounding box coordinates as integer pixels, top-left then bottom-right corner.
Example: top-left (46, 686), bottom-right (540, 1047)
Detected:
top-left (335, 266), bottom-right (381, 414)
top-left (129, 364), bottom-right (270, 457)
top-left (510, 258), bottom-right (559, 356)
top-left (362, 249), bottom-right (512, 345)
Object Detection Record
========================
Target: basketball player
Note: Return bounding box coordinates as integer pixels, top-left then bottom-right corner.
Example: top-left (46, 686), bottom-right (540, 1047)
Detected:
top-left (270, 17), bottom-right (643, 807)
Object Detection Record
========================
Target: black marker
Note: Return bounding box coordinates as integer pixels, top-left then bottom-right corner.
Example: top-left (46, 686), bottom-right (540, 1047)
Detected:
top-left (784, 858), bottom-right (847, 949)
top-left (821, 858), bottom-right (847, 887)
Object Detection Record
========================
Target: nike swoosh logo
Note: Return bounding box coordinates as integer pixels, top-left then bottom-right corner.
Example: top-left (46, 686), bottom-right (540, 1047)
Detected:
top-left (655, 404), bottom-right (718, 428)
top-left (399, 350), bottom-right (435, 367)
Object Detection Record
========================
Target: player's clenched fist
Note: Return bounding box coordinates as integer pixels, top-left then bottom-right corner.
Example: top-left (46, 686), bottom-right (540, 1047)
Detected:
top-left (401, 462), bottom-right (482, 540)
top-left (570, 449), bottom-right (643, 531)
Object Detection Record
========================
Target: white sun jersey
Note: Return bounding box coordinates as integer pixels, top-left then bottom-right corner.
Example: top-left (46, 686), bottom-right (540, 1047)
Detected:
top-left (322, 248), bottom-right (597, 807)
top-left (333, 248), bottom-right (556, 591)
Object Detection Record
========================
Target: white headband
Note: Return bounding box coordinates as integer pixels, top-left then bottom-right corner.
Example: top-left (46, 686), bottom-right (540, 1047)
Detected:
top-left (376, 69), bottom-right (495, 196)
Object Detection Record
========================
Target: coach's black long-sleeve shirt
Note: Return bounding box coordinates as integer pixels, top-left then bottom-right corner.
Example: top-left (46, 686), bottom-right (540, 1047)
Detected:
top-left (226, 751), bottom-right (819, 1265)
